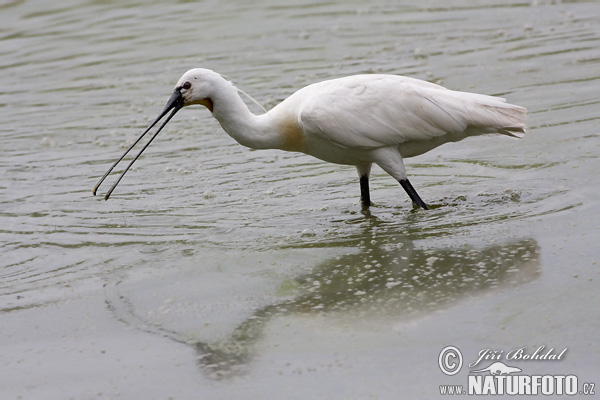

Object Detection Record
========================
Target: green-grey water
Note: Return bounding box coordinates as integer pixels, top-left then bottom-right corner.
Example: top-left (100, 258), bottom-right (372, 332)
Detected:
top-left (1, 1), bottom-right (599, 398)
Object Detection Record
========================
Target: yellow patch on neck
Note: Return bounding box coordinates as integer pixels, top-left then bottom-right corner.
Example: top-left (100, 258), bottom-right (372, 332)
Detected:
top-left (199, 98), bottom-right (214, 112)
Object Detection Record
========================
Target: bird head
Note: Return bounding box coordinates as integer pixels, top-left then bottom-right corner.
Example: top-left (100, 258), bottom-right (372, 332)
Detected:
top-left (175, 68), bottom-right (218, 112)
top-left (92, 68), bottom-right (220, 199)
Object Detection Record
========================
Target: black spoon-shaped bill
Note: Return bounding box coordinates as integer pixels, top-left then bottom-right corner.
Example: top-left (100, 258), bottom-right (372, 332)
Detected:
top-left (93, 87), bottom-right (184, 200)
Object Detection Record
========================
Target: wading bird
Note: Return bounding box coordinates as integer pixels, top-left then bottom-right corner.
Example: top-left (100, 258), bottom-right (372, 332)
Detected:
top-left (93, 68), bottom-right (527, 209)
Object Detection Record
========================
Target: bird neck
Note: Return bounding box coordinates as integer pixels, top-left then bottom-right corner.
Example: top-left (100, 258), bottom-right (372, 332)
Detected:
top-left (210, 83), bottom-right (282, 150)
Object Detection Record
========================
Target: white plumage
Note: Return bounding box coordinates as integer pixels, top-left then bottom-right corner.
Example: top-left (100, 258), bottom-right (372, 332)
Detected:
top-left (94, 68), bottom-right (527, 210)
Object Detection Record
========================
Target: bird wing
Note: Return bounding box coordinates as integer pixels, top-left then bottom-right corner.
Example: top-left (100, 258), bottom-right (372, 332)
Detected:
top-left (296, 75), bottom-right (524, 150)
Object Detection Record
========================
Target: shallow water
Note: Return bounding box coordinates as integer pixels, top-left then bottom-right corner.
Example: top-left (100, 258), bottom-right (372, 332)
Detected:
top-left (1, 0), bottom-right (599, 398)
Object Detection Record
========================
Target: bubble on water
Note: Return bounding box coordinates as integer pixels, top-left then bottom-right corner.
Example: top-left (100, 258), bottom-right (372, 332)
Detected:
top-left (300, 229), bottom-right (316, 237)
top-left (40, 136), bottom-right (56, 147)
top-left (202, 190), bottom-right (216, 199)
top-left (426, 256), bottom-right (439, 267)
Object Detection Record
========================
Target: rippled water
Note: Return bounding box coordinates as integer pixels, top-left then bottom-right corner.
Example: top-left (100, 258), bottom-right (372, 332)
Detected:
top-left (2, 1), bottom-right (599, 398)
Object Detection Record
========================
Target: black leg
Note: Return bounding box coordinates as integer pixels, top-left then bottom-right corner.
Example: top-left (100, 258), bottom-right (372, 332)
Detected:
top-left (399, 179), bottom-right (429, 210)
top-left (360, 175), bottom-right (371, 208)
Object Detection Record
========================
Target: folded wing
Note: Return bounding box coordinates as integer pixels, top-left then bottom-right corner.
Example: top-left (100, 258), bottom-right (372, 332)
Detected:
top-left (297, 75), bottom-right (527, 153)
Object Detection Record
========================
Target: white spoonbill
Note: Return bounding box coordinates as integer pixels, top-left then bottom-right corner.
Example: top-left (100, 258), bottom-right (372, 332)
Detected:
top-left (93, 68), bottom-right (527, 209)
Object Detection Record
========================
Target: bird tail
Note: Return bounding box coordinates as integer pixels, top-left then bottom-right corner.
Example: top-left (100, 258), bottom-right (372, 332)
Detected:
top-left (464, 93), bottom-right (528, 138)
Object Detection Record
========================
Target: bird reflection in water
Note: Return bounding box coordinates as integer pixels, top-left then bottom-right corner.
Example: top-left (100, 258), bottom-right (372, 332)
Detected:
top-left (191, 233), bottom-right (539, 379)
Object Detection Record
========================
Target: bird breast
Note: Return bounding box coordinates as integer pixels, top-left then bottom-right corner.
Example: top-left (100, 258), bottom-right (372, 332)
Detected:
top-left (277, 117), bottom-right (305, 152)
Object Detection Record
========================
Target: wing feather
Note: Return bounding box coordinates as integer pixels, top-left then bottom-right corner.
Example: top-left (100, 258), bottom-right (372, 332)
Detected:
top-left (295, 75), bottom-right (526, 151)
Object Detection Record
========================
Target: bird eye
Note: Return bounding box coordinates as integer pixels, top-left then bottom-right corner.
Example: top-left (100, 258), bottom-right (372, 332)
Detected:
top-left (182, 81), bottom-right (191, 90)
